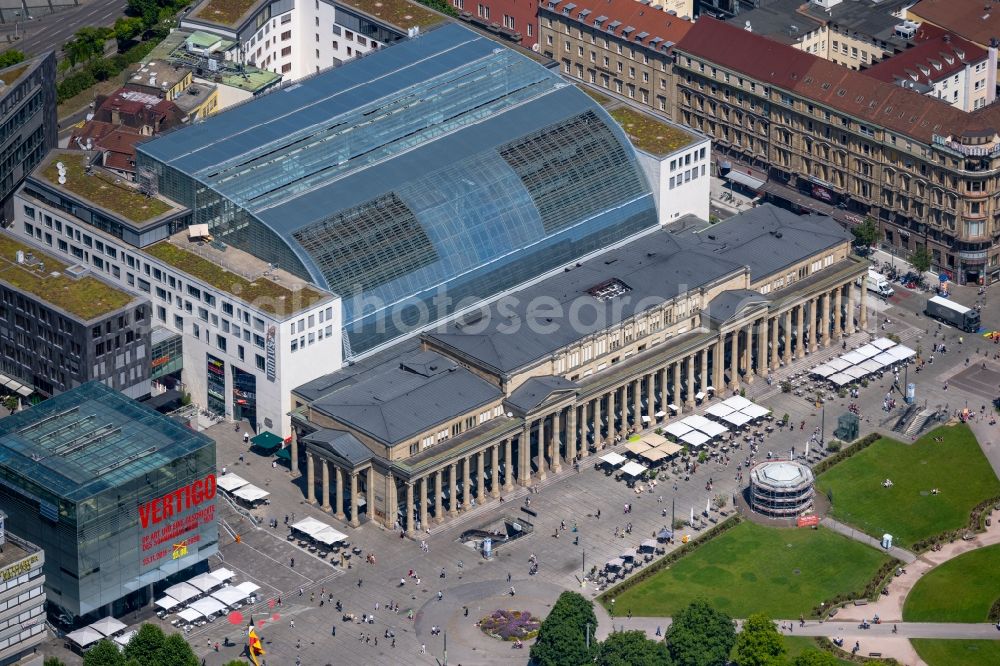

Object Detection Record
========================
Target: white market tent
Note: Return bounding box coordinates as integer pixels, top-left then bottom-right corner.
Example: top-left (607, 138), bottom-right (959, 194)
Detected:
top-left (682, 415), bottom-right (714, 432)
top-left (655, 442), bottom-right (684, 457)
top-left (740, 404), bottom-right (770, 420)
top-left (664, 422), bottom-right (693, 439)
top-left (721, 395), bottom-right (753, 411)
top-left (722, 411), bottom-right (753, 427)
top-left (66, 627), bottom-right (104, 649)
top-left (216, 474), bottom-right (250, 493)
top-left (605, 558), bottom-right (624, 569)
top-left (313, 527), bottom-right (348, 546)
top-left (620, 548), bottom-right (637, 560)
top-left (859, 359), bottom-right (884, 375)
top-left (236, 581), bottom-right (261, 596)
top-left (826, 357), bottom-right (852, 372)
top-left (842, 366), bottom-right (868, 380)
top-left (888, 345), bottom-right (916, 360)
top-left (624, 440), bottom-right (652, 455)
top-left (155, 596), bottom-right (180, 611)
top-left (705, 402), bottom-right (735, 418)
top-left (827, 373), bottom-right (852, 386)
top-left (188, 597), bottom-right (227, 618)
top-left (840, 351), bottom-right (867, 365)
top-left (680, 430), bottom-right (710, 448)
top-left (211, 586), bottom-right (249, 608)
top-left (873, 352), bottom-right (898, 367)
top-left (812, 364), bottom-right (837, 378)
top-left (177, 608), bottom-right (203, 624)
top-left (600, 451), bottom-right (627, 466)
top-left (187, 573), bottom-right (223, 593)
top-left (291, 517), bottom-right (329, 538)
top-left (212, 568), bottom-right (236, 582)
top-left (697, 420), bottom-right (729, 438)
top-left (640, 448), bottom-right (668, 463)
top-left (164, 582), bottom-right (200, 604)
top-left (855, 344), bottom-right (881, 359)
top-left (114, 630), bottom-right (137, 648)
top-left (233, 484), bottom-right (270, 503)
top-left (871, 337), bottom-right (897, 350)
top-left (89, 617), bottom-right (127, 637)
top-left (620, 461), bottom-right (648, 477)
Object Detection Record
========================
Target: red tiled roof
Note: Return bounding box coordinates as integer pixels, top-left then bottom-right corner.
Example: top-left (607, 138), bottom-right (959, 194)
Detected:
top-left (908, 0), bottom-right (1000, 47)
top-left (865, 32), bottom-right (987, 87)
top-left (540, 0), bottom-right (693, 51)
top-left (676, 18), bottom-right (1000, 143)
top-left (69, 120), bottom-right (118, 148)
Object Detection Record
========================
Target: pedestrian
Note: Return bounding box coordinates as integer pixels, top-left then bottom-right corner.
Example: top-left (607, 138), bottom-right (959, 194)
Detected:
top-left (597, 508), bottom-right (601, 519)
top-left (358, 579), bottom-right (363, 588)
top-left (420, 644), bottom-right (426, 654)
top-left (392, 638), bottom-right (396, 648)
top-left (507, 571), bottom-right (512, 583)
top-left (290, 620), bottom-right (295, 629)
top-left (510, 586), bottom-right (516, 596)
top-left (656, 626), bottom-right (662, 637)
top-left (437, 591), bottom-right (443, 601)
top-left (243, 432), bottom-right (250, 444)
top-left (332, 625), bottom-right (336, 636)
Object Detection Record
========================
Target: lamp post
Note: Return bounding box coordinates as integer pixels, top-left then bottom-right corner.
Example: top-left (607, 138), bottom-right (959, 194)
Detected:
top-left (820, 403), bottom-right (825, 445)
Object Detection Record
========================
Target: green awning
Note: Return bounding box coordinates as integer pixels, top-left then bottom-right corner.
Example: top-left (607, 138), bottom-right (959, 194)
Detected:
top-left (274, 447), bottom-right (291, 461)
top-left (251, 431), bottom-right (283, 452)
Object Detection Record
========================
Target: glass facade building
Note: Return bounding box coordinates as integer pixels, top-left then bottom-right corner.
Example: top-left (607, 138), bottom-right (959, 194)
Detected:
top-left (0, 382), bottom-right (217, 621)
top-left (137, 24), bottom-right (658, 354)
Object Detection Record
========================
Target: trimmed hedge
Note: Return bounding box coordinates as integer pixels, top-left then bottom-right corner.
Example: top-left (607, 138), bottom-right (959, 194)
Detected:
top-left (812, 432), bottom-right (880, 476)
top-left (809, 556), bottom-right (902, 619)
top-left (813, 637), bottom-right (901, 664)
top-left (911, 495), bottom-right (1000, 553)
top-left (597, 515), bottom-right (741, 605)
top-left (988, 596), bottom-right (1000, 623)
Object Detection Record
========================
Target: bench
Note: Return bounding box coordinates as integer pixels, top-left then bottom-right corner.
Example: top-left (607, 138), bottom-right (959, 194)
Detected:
top-left (868, 653), bottom-right (882, 658)
top-left (521, 507), bottom-right (538, 517)
top-left (853, 600), bottom-right (868, 606)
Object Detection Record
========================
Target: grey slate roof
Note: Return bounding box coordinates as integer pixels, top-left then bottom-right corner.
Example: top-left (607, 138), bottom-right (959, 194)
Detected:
top-left (309, 349), bottom-right (502, 446)
top-left (705, 289), bottom-right (771, 324)
top-left (680, 204), bottom-right (851, 280)
top-left (301, 429), bottom-right (373, 466)
top-left (423, 228), bottom-right (743, 375)
top-left (507, 376), bottom-right (580, 413)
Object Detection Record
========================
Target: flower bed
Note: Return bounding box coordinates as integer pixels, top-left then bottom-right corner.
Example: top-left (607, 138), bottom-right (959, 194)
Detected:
top-left (478, 609), bottom-right (540, 641)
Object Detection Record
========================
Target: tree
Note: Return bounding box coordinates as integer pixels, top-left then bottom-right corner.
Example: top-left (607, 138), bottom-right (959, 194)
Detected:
top-left (127, 0), bottom-right (160, 29)
top-left (82, 640), bottom-right (125, 666)
top-left (732, 614), bottom-right (785, 666)
top-left (791, 648), bottom-right (841, 666)
top-left (0, 49), bottom-right (25, 69)
top-left (158, 633), bottom-right (199, 666)
top-left (44, 657), bottom-right (66, 666)
top-left (223, 661), bottom-right (249, 666)
top-left (123, 623), bottom-right (166, 664)
top-left (597, 630), bottom-right (672, 666)
top-left (664, 600), bottom-right (736, 666)
top-left (531, 591), bottom-right (598, 666)
top-left (114, 17), bottom-right (145, 44)
top-left (851, 216), bottom-right (880, 248)
top-left (909, 245), bottom-right (933, 273)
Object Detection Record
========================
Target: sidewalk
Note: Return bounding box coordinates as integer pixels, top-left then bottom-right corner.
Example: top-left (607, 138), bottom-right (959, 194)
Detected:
top-left (822, 516), bottom-right (916, 564)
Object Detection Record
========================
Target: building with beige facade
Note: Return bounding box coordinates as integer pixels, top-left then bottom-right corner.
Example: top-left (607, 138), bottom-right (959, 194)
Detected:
top-left (287, 205), bottom-right (868, 531)
top-left (675, 17), bottom-right (1000, 285)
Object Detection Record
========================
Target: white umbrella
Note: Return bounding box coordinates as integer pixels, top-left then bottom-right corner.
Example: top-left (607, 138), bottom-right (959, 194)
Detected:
top-left (605, 558), bottom-right (624, 569)
top-left (697, 420), bottom-right (729, 438)
top-left (664, 422), bottom-right (693, 439)
top-left (888, 345), bottom-right (916, 360)
top-left (233, 484), bottom-right (270, 503)
top-left (826, 373), bottom-right (852, 386)
top-left (871, 337), bottom-right (897, 350)
top-left (873, 352), bottom-right (896, 367)
top-left (66, 627), bottom-right (104, 648)
top-left (654, 410), bottom-right (666, 418)
top-left (89, 617), bottom-right (127, 637)
top-left (236, 581), bottom-right (261, 596)
top-left (826, 357), bottom-right (851, 372)
top-left (211, 586), bottom-right (248, 608)
top-left (177, 608), bottom-right (203, 624)
top-left (721, 395), bottom-right (752, 410)
top-left (842, 366), bottom-right (867, 380)
top-left (854, 344), bottom-right (881, 359)
top-left (620, 461), bottom-right (648, 477)
top-left (290, 517), bottom-right (329, 537)
top-left (114, 630), bottom-right (137, 648)
top-left (811, 364), bottom-right (836, 378)
top-left (189, 597), bottom-right (226, 617)
top-left (164, 582), bottom-right (200, 604)
top-left (599, 452), bottom-right (627, 466)
top-left (620, 548), bottom-right (637, 560)
top-left (740, 404), bottom-right (770, 420)
top-left (212, 568), bottom-right (236, 582)
top-left (155, 596), bottom-right (180, 611)
top-left (216, 473), bottom-right (250, 492)
top-left (694, 391), bottom-right (706, 401)
top-left (680, 430), bottom-right (710, 448)
top-left (840, 351), bottom-right (866, 365)
top-left (313, 527), bottom-right (347, 545)
top-left (187, 573), bottom-right (223, 593)
top-left (722, 411), bottom-right (752, 427)
top-left (682, 415), bottom-right (714, 431)
top-left (858, 359), bottom-right (883, 375)
top-left (668, 403), bottom-right (680, 413)
top-left (705, 402), bottom-right (735, 418)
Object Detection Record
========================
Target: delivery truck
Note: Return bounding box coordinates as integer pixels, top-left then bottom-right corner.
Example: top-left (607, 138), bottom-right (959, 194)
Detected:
top-left (925, 295), bottom-right (980, 332)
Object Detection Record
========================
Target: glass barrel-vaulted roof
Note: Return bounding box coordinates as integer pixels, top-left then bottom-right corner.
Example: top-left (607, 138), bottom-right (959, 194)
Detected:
top-left (138, 24), bottom-right (658, 353)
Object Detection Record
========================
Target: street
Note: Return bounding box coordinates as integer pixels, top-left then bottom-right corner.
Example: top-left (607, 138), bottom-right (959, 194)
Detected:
top-left (1, 0), bottom-right (127, 59)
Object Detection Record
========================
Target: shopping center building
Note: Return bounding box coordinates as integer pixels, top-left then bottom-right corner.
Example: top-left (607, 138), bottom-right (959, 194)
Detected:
top-left (289, 205), bottom-right (869, 530)
top-left (0, 382), bottom-right (217, 622)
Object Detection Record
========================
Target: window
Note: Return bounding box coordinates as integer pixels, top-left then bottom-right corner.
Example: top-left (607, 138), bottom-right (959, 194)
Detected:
top-left (281, 30), bottom-right (291, 40)
top-left (256, 354), bottom-right (266, 371)
top-left (503, 14), bottom-right (515, 30)
top-left (477, 3), bottom-right (489, 19)
top-left (281, 46), bottom-right (291, 57)
top-left (453, 0), bottom-right (464, 7)
top-left (216, 335), bottom-right (227, 352)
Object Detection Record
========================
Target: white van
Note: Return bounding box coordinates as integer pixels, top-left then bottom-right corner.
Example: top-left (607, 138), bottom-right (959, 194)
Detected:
top-left (866, 270), bottom-right (894, 297)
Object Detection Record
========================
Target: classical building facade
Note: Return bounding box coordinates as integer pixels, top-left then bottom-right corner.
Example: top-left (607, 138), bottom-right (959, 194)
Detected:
top-left (287, 206), bottom-right (869, 531)
top-left (675, 18), bottom-right (1000, 285)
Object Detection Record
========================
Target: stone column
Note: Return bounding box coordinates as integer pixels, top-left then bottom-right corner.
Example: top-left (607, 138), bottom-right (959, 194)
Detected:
top-left (349, 471), bottom-right (360, 527)
top-left (783, 310), bottom-right (793, 363)
top-left (366, 468), bottom-right (374, 524)
top-left (607, 387), bottom-right (617, 437)
top-left (796, 303), bottom-right (806, 359)
top-left (551, 410), bottom-right (562, 472)
top-left (447, 462), bottom-right (458, 516)
top-left (713, 338), bottom-right (724, 390)
top-left (770, 315), bottom-right (780, 370)
top-left (630, 379), bottom-right (641, 428)
top-left (699, 349), bottom-right (708, 395)
top-left (671, 362), bottom-right (681, 409)
top-left (405, 482), bottom-right (415, 536)
top-left (418, 476), bottom-right (428, 530)
top-left (536, 417), bottom-right (547, 481)
top-left (320, 459), bottom-right (330, 511)
top-left (834, 285), bottom-right (843, 339)
top-left (566, 405), bottom-right (577, 462)
top-left (729, 330), bottom-right (739, 387)
top-left (434, 470), bottom-right (443, 523)
top-left (594, 395), bottom-right (603, 446)
top-left (334, 466), bottom-right (345, 520)
top-left (685, 355), bottom-right (695, 407)
top-left (503, 438), bottom-right (514, 491)
top-left (860, 275), bottom-right (868, 330)
top-left (463, 456), bottom-right (472, 509)
top-left (290, 429), bottom-right (299, 479)
top-left (658, 367), bottom-right (667, 414)
top-left (756, 319), bottom-right (768, 376)
top-left (646, 373), bottom-right (655, 422)
top-left (306, 452), bottom-right (316, 504)
top-left (808, 298), bottom-right (819, 353)
top-left (477, 450), bottom-right (486, 503)
top-left (846, 283), bottom-right (856, 334)
top-left (519, 423), bottom-right (532, 486)
top-left (491, 444), bottom-right (501, 497)
top-left (743, 324), bottom-right (754, 384)
top-left (821, 292), bottom-right (831, 347)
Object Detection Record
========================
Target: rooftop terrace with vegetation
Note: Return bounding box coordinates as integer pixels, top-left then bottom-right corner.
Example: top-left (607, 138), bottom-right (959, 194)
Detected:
top-left (609, 106), bottom-right (696, 157)
top-left (0, 234), bottom-right (134, 321)
top-left (192, 0), bottom-right (261, 27)
top-left (40, 154), bottom-right (177, 225)
top-left (345, 0), bottom-right (445, 29)
top-left (146, 241), bottom-right (329, 317)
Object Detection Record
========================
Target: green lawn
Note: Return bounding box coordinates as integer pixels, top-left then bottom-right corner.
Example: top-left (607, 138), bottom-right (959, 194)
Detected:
top-left (607, 521), bottom-right (890, 618)
top-left (903, 543), bottom-right (1000, 622)
top-left (815, 425), bottom-right (1000, 549)
top-left (912, 639), bottom-right (1000, 666)
top-left (781, 637), bottom-right (852, 665)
